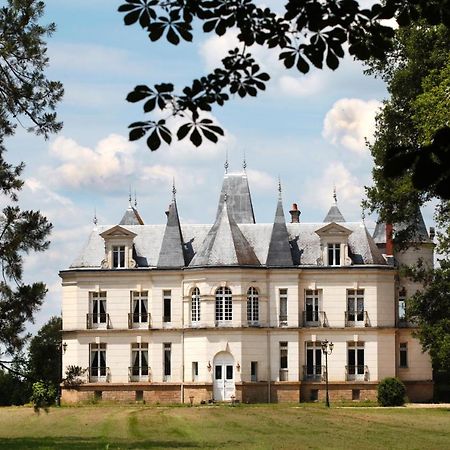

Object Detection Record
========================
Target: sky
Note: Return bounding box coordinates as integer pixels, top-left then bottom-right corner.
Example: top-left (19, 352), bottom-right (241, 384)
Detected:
top-left (5, 1), bottom-right (434, 333)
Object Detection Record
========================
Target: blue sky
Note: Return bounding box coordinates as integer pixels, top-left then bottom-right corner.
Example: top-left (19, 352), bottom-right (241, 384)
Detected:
top-left (6, 1), bottom-right (431, 331)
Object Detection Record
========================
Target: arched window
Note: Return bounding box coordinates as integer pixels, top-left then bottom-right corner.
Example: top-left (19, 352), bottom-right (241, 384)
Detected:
top-left (215, 287), bottom-right (232, 323)
top-left (247, 287), bottom-right (259, 323)
top-left (191, 287), bottom-right (201, 323)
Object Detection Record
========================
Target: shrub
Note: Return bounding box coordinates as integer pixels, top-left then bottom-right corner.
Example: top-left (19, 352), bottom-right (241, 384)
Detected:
top-left (30, 381), bottom-right (57, 413)
top-left (377, 377), bottom-right (407, 406)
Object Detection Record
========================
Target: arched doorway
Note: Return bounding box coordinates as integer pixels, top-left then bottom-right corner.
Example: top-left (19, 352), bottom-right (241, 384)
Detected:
top-left (213, 351), bottom-right (235, 401)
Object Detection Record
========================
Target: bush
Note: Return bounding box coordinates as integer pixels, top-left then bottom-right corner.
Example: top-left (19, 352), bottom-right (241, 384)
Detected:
top-left (377, 377), bottom-right (407, 406)
top-left (30, 381), bottom-right (57, 413)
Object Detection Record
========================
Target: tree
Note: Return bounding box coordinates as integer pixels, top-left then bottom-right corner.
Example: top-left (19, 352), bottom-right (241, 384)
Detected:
top-left (28, 316), bottom-right (62, 388)
top-left (0, 0), bottom-right (63, 355)
top-left (118, 0), bottom-right (449, 176)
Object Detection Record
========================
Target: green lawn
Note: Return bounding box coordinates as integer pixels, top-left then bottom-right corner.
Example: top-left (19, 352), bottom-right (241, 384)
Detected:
top-left (0, 404), bottom-right (449, 449)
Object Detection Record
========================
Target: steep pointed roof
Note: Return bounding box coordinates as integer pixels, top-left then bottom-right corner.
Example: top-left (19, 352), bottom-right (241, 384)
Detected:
top-left (266, 195), bottom-right (293, 266)
top-left (323, 188), bottom-right (345, 222)
top-left (191, 199), bottom-right (260, 266)
top-left (216, 172), bottom-right (255, 224)
top-left (157, 200), bottom-right (186, 267)
top-left (119, 204), bottom-right (144, 225)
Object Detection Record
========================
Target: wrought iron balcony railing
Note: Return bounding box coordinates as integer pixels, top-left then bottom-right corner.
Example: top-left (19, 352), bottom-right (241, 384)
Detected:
top-left (86, 313), bottom-right (111, 329)
top-left (88, 366), bottom-right (110, 382)
top-left (302, 311), bottom-right (329, 327)
top-left (128, 366), bottom-right (151, 382)
top-left (345, 311), bottom-right (370, 327)
top-left (128, 313), bottom-right (152, 329)
top-left (345, 365), bottom-right (369, 381)
top-left (302, 365), bottom-right (326, 381)
top-left (279, 369), bottom-right (289, 381)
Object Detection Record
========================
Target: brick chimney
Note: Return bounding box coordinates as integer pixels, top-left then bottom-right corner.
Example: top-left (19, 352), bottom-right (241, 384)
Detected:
top-left (385, 223), bottom-right (394, 256)
top-left (289, 203), bottom-right (301, 223)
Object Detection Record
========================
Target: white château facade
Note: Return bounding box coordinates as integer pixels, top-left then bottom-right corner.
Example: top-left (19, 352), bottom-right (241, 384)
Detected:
top-left (61, 171), bottom-right (433, 403)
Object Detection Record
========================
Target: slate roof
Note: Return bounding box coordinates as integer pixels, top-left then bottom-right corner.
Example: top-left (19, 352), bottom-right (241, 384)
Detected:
top-left (119, 205), bottom-right (144, 225)
top-left (323, 204), bottom-right (346, 222)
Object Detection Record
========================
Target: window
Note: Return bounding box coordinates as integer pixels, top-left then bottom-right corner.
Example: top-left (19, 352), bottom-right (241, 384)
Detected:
top-left (305, 289), bottom-right (320, 324)
top-left (90, 343), bottom-right (107, 378)
top-left (347, 342), bottom-right (365, 380)
top-left (131, 291), bottom-right (148, 325)
top-left (112, 245), bottom-right (126, 268)
top-left (90, 292), bottom-right (107, 327)
top-left (305, 342), bottom-right (322, 381)
top-left (279, 289), bottom-right (288, 325)
top-left (191, 288), bottom-right (201, 323)
top-left (163, 290), bottom-right (171, 323)
top-left (327, 243), bottom-right (341, 266)
top-left (399, 343), bottom-right (408, 368)
top-left (131, 343), bottom-right (148, 378)
top-left (163, 343), bottom-right (171, 381)
top-left (192, 361), bottom-right (199, 382)
top-left (280, 341), bottom-right (288, 380)
top-left (247, 287), bottom-right (259, 324)
top-left (398, 289), bottom-right (406, 324)
top-left (347, 289), bottom-right (365, 323)
top-left (251, 361), bottom-right (258, 382)
top-left (215, 287), bottom-right (232, 323)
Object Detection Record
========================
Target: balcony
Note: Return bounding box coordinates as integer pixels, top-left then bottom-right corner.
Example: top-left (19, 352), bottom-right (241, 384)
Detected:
top-left (128, 313), bottom-right (152, 329)
top-left (279, 369), bottom-right (289, 381)
top-left (86, 313), bottom-right (111, 329)
top-left (302, 365), bottom-right (326, 381)
top-left (345, 311), bottom-right (370, 327)
top-left (302, 311), bottom-right (328, 327)
top-left (128, 366), bottom-right (151, 382)
top-left (346, 365), bottom-right (369, 381)
top-left (88, 366), bottom-right (110, 382)
top-left (279, 314), bottom-right (288, 326)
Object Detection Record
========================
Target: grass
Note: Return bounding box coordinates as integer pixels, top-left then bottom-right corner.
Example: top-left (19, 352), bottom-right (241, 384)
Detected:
top-left (0, 403), bottom-right (449, 449)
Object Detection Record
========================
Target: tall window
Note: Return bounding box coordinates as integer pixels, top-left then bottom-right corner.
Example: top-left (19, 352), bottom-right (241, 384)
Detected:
top-left (251, 361), bottom-right (258, 382)
top-left (347, 341), bottom-right (365, 380)
top-left (163, 290), bottom-right (171, 323)
top-left (163, 343), bottom-right (171, 381)
top-left (192, 361), bottom-right (199, 382)
top-left (131, 343), bottom-right (148, 378)
top-left (215, 287), bottom-right (232, 323)
top-left (305, 289), bottom-right (320, 323)
top-left (280, 342), bottom-right (288, 381)
top-left (305, 342), bottom-right (322, 380)
top-left (279, 288), bottom-right (288, 325)
top-left (347, 289), bottom-right (365, 323)
top-left (90, 343), bottom-right (106, 378)
top-left (131, 291), bottom-right (148, 324)
top-left (112, 245), bottom-right (126, 268)
top-left (191, 288), bottom-right (201, 323)
top-left (247, 287), bottom-right (259, 324)
top-left (399, 343), bottom-right (408, 368)
top-left (90, 292), bottom-right (107, 326)
top-left (398, 289), bottom-right (406, 323)
top-left (328, 243), bottom-right (341, 266)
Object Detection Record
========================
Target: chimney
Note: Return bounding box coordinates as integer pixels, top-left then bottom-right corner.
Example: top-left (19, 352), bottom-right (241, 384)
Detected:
top-left (385, 223), bottom-right (394, 256)
top-left (289, 203), bottom-right (301, 223)
top-left (429, 227), bottom-right (435, 240)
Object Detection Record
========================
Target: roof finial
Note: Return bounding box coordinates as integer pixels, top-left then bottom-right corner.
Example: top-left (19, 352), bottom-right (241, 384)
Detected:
top-left (93, 208), bottom-right (98, 226)
top-left (224, 192), bottom-right (228, 203)
top-left (333, 185), bottom-right (337, 204)
top-left (172, 177), bottom-right (177, 201)
top-left (243, 150), bottom-right (247, 172)
top-left (224, 149), bottom-right (229, 174)
top-left (134, 190), bottom-right (137, 208)
top-left (128, 185), bottom-right (132, 207)
top-left (278, 176), bottom-right (282, 199)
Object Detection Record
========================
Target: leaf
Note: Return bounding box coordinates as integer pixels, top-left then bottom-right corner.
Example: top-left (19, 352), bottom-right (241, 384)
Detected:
top-left (326, 49), bottom-right (339, 70)
top-left (296, 55), bottom-right (309, 73)
top-left (147, 129), bottom-right (161, 151)
top-left (143, 97), bottom-right (156, 112)
top-left (190, 127), bottom-right (202, 147)
top-left (201, 127), bottom-right (218, 143)
top-left (167, 27), bottom-right (180, 45)
top-left (126, 86), bottom-right (151, 103)
top-left (129, 127), bottom-right (146, 141)
top-left (159, 126), bottom-right (172, 145)
top-left (124, 10), bottom-right (140, 26)
top-left (177, 123), bottom-right (191, 140)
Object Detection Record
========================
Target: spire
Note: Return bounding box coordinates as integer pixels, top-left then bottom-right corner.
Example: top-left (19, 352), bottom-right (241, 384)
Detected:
top-left (93, 208), bottom-right (98, 227)
top-left (119, 193), bottom-right (144, 225)
top-left (224, 149), bottom-right (229, 174)
top-left (242, 150), bottom-right (247, 173)
top-left (172, 178), bottom-right (177, 201)
top-left (216, 171), bottom-right (256, 224)
top-left (323, 188), bottom-right (345, 222)
top-left (134, 190), bottom-right (137, 208)
top-left (191, 199), bottom-right (260, 267)
top-left (266, 185), bottom-right (293, 266)
top-left (157, 194), bottom-right (186, 267)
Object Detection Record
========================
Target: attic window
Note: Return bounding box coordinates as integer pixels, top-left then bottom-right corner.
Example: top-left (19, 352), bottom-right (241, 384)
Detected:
top-left (112, 246), bottom-right (126, 268)
top-left (327, 243), bottom-right (341, 266)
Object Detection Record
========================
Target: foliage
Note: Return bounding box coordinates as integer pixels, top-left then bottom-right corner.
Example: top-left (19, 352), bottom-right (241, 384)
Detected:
top-left (377, 377), bottom-right (406, 406)
top-left (0, 367), bottom-right (30, 406)
top-left (62, 365), bottom-right (86, 388)
top-left (0, 0), bottom-right (61, 355)
top-left (28, 316), bottom-right (62, 387)
top-left (118, 0), bottom-right (449, 156)
top-left (30, 380), bottom-right (57, 412)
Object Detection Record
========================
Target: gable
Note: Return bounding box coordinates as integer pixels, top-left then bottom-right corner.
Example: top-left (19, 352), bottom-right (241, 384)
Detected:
top-left (99, 225), bottom-right (137, 239)
top-left (315, 222), bottom-right (353, 237)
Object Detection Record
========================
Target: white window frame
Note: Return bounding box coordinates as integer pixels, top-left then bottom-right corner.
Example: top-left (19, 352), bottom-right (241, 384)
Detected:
top-left (327, 243), bottom-right (341, 266)
top-left (304, 289), bottom-right (321, 324)
top-left (90, 343), bottom-right (107, 379)
top-left (163, 342), bottom-right (171, 381)
top-left (305, 341), bottom-right (323, 380)
top-left (163, 290), bottom-right (171, 323)
top-left (215, 287), bottom-right (232, 324)
top-left (279, 288), bottom-right (288, 325)
top-left (112, 245), bottom-right (126, 268)
top-left (347, 289), bottom-right (365, 324)
top-left (399, 342), bottom-right (408, 368)
top-left (90, 291), bottom-right (107, 327)
top-left (131, 343), bottom-right (149, 379)
top-left (191, 288), bottom-right (201, 324)
top-left (347, 341), bottom-right (366, 380)
top-left (251, 361), bottom-right (258, 382)
top-left (247, 287), bottom-right (259, 325)
top-left (192, 361), bottom-right (199, 382)
top-left (279, 341), bottom-right (288, 380)
top-left (131, 291), bottom-right (149, 326)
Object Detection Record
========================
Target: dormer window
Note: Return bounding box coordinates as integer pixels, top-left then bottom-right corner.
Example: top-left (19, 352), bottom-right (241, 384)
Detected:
top-left (113, 246), bottom-right (126, 268)
top-left (328, 243), bottom-right (341, 266)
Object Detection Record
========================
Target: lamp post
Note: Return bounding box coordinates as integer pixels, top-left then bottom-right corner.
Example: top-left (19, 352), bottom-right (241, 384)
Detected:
top-left (321, 339), bottom-right (334, 408)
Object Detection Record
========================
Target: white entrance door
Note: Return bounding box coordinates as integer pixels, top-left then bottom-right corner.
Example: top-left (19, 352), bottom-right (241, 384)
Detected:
top-left (213, 352), bottom-right (235, 401)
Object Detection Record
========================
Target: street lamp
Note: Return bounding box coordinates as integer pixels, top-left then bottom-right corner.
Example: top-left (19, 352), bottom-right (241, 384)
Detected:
top-left (321, 339), bottom-right (334, 408)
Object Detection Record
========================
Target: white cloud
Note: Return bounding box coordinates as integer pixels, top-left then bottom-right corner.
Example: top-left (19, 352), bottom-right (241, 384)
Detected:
top-left (322, 98), bottom-right (382, 154)
top-left (278, 74), bottom-right (324, 97)
top-left (246, 169), bottom-right (277, 191)
top-left (44, 134), bottom-right (137, 190)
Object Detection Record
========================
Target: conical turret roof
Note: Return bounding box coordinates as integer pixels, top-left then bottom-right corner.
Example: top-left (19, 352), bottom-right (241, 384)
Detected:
top-left (266, 194), bottom-right (293, 266)
top-left (119, 203), bottom-right (144, 225)
top-left (190, 199), bottom-right (260, 266)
